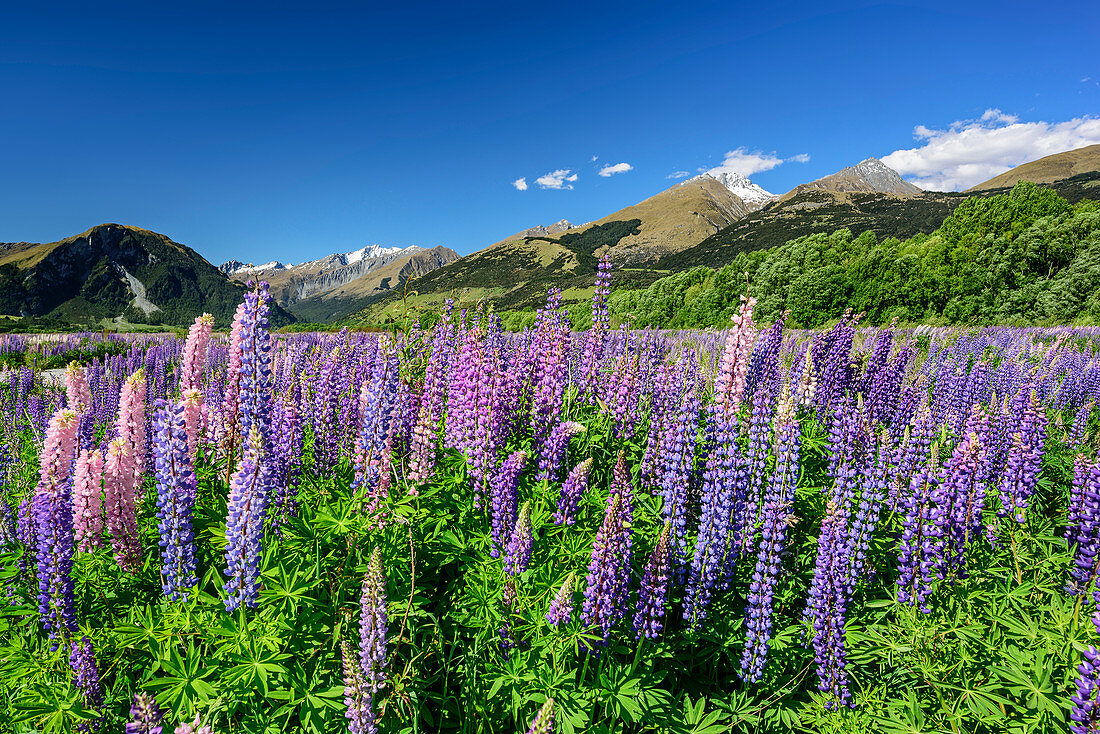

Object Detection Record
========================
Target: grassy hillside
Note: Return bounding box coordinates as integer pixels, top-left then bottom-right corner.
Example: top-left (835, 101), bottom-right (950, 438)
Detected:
top-left (548, 176), bottom-right (758, 264)
top-left (968, 143), bottom-right (1100, 190)
top-left (614, 181), bottom-right (1100, 328)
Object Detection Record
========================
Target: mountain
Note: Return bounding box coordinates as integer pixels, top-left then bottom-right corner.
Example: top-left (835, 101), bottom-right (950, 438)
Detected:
top-left (0, 224), bottom-right (294, 327)
top-left (528, 173), bottom-right (773, 266)
top-left (287, 246), bottom-right (462, 322)
top-left (967, 144), bottom-right (1100, 191)
top-left (780, 158), bottom-right (921, 199)
top-left (219, 259), bottom-right (292, 275)
top-left (222, 243), bottom-right (460, 316)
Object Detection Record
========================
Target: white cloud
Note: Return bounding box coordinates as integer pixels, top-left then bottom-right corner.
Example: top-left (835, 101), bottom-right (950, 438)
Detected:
top-left (666, 170), bottom-right (691, 179)
top-left (702, 147), bottom-right (811, 178)
top-left (598, 162), bottom-right (633, 177)
top-left (705, 147), bottom-right (784, 177)
top-left (536, 169), bottom-right (578, 190)
top-left (882, 109), bottom-right (1100, 191)
top-left (512, 177), bottom-right (528, 191)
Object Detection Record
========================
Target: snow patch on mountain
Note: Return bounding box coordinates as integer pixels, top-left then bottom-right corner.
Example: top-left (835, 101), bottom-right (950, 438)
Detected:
top-left (688, 172), bottom-right (776, 208)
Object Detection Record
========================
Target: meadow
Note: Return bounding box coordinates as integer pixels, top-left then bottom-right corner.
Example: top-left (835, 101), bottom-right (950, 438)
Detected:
top-left (1, 259), bottom-right (1098, 734)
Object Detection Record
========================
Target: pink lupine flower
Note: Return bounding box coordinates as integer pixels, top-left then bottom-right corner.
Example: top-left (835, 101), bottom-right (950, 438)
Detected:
top-left (64, 362), bottom-right (92, 414)
top-left (180, 313), bottom-right (214, 393)
top-left (72, 448), bottom-right (105, 552)
top-left (180, 389), bottom-right (204, 463)
top-left (39, 408), bottom-right (79, 486)
top-left (104, 369), bottom-right (147, 571)
top-left (174, 716), bottom-right (213, 734)
top-left (712, 295), bottom-right (757, 418)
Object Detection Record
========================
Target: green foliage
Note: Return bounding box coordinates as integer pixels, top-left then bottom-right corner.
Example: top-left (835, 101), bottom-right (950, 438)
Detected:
top-left (615, 184), bottom-right (1100, 328)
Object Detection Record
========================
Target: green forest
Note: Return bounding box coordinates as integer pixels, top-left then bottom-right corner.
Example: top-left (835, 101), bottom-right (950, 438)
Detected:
top-left (611, 181), bottom-right (1100, 328)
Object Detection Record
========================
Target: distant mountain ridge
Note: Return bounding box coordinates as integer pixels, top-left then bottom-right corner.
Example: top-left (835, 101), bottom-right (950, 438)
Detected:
top-left (220, 242), bottom-right (459, 315)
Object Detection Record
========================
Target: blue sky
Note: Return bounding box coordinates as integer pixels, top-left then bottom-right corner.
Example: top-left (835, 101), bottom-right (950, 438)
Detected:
top-left (1, 1), bottom-right (1098, 263)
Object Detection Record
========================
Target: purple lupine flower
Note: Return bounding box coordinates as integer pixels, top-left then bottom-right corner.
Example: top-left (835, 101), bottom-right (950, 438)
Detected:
top-left (684, 407), bottom-right (743, 625)
top-left (602, 327), bottom-right (643, 439)
top-left (845, 431), bottom-right (890, 584)
top-left (641, 363), bottom-right (676, 488)
top-left (152, 400), bottom-right (197, 601)
top-left (529, 288), bottom-right (571, 451)
top-left (537, 421), bottom-right (585, 482)
top-left (222, 284), bottom-right (276, 611)
top-left (812, 313), bottom-right (857, 417)
top-left (546, 572), bottom-right (577, 626)
top-left (805, 496), bottom-right (854, 710)
top-left (33, 483), bottom-right (77, 648)
top-left (235, 282), bottom-right (274, 446)
top-left (269, 387), bottom-right (304, 530)
top-left (741, 390), bottom-right (800, 681)
top-left (408, 303), bottom-right (455, 484)
top-left (312, 347), bottom-right (343, 474)
top-left (69, 635), bottom-right (104, 731)
top-left (735, 368), bottom-right (780, 558)
top-left (525, 698), bottom-right (555, 734)
top-left (553, 458), bottom-right (593, 526)
top-left (1067, 453), bottom-right (1092, 547)
top-left (579, 256), bottom-right (612, 397)
top-left (499, 577), bottom-right (525, 659)
top-left (1071, 646), bottom-right (1100, 734)
top-left (503, 501), bottom-right (534, 576)
top-left (489, 450), bottom-right (528, 558)
top-left (359, 547), bottom-right (388, 694)
top-left (941, 404), bottom-right (990, 577)
top-left (354, 337), bottom-right (399, 511)
top-left (997, 389), bottom-right (1045, 523)
top-left (580, 454), bottom-right (633, 650)
top-left (444, 312), bottom-right (478, 454)
top-left (1068, 455), bottom-right (1100, 596)
top-left (1069, 401), bottom-right (1093, 448)
top-left (342, 639), bottom-right (372, 734)
top-left (633, 522), bottom-right (672, 641)
top-left (655, 351), bottom-right (701, 559)
top-left (126, 693), bottom-right (163, 734)
top-left (222, 433), bottom-right (273, 611)
top-left (888, 405), bottom-right (934, 512)
top-left (684, 297), bottom-right (757, 624)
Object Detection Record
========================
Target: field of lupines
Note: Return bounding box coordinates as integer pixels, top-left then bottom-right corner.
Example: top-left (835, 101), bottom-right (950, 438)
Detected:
top-left (2, 258), bottom-right (1100, 734)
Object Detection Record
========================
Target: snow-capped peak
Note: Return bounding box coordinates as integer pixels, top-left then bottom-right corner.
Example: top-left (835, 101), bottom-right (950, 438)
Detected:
top-left (699, 171), bottom-right (776, 206)
top-left (344, 244), bottom-right (417, 264)
top-left (222, 260), bottom-right (292, 275)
